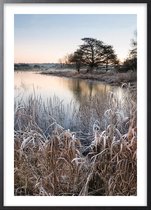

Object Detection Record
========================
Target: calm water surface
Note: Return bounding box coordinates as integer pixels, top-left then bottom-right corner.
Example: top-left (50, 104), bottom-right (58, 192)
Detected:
top-left (15, 71), bottom-right (124, 104)
top-left (14, 71), bottom-right (127, 132)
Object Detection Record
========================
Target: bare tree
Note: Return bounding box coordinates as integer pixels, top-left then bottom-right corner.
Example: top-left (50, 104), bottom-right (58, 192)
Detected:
top-left (122, 31), bottom-right (137, 72)
top-left (73, 38), bottom-right (118, 73)
top-left (79, 38), bottom-right (105, 72)
top-left (103, 45), bottom-right (118, 71)
top-left (129, 31), bottom-right (137, 71)
top-left (68, 50), bottom-right (83, 72)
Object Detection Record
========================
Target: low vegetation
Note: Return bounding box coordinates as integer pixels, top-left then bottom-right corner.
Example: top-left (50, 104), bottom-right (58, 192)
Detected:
top-left (14, 86), bottom-right (137, 196)
top-left (41, 70), bottom-right (137, 87)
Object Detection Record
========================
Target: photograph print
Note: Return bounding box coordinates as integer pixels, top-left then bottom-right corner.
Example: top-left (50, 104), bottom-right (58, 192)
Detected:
top-left (14, 13), bottom-right (137, 196)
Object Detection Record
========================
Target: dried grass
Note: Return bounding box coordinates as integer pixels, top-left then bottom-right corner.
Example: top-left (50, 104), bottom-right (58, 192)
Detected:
top-left (14, 86), bottom-right (137, 196)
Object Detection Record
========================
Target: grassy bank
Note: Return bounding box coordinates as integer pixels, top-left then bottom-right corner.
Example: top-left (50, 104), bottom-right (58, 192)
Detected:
top-left (14, 88), bottom-right (137, 196)
top-left (41, 69), bottom-right (137, 87)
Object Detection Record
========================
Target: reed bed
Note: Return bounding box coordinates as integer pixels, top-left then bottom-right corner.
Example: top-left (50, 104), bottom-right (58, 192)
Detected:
top-left (14, 86), bottom-right (137, 196)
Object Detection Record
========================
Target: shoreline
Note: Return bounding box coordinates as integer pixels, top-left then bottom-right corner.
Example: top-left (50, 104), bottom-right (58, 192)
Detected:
top-left (14, 69), bottom-right (137, 91)
top-left (40, 69), bottom-right (137, 88)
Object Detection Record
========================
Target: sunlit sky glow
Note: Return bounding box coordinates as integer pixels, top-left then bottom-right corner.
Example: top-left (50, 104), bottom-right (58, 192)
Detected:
top-left (14, 14), bottom-right (136, 63)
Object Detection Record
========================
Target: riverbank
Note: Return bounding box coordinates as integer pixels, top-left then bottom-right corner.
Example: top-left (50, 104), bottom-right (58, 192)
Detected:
top-left (41, 69), bottom-right (137, 88)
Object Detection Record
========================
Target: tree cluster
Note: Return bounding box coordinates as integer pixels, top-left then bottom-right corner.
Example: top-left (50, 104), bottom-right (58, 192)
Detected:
top-left (68, 38), bottom-right (119, 73)
top-left (122, 32), bottom-right (137, 72)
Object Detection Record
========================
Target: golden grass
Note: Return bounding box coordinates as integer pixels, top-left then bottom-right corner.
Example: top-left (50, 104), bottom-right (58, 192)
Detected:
top-left (14, 87), bottom-right (137, 196)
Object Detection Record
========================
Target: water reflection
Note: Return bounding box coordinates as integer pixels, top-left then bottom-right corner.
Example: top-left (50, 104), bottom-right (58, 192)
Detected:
top-left (67, 79), bottom-right (112, 102)
top-left (14, 72), bottom-right (126, 120)
top-left (15, 71), bottom-right (113, 105)
top-left (14, 72), bottom-right (128, 133)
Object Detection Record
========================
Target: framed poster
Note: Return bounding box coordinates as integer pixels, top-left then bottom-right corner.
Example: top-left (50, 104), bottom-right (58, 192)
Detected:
top-left (0, 0), bottom-right (150, 209)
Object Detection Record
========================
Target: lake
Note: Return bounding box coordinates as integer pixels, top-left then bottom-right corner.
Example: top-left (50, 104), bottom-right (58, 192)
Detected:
top-left (14, 71), bottom-right (128, 135)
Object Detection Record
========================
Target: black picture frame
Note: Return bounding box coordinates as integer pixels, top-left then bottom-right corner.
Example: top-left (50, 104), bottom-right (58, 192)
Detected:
top-left (0, 0), bottom-right (150, 209)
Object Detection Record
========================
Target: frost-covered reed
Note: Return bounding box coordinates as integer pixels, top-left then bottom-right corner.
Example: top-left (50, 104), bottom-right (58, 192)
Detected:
top-left (14, 85), bottom-right (137, 196)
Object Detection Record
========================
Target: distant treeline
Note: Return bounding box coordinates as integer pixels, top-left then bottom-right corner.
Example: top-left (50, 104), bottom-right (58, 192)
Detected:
top-left (14, 64), bottom-right (32, 70)
top-left (14, 63), bottom-right (58, 71)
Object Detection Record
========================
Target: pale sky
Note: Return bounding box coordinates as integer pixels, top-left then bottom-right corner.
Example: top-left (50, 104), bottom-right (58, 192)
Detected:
top-left (14, 14), bottom-right (136, 63)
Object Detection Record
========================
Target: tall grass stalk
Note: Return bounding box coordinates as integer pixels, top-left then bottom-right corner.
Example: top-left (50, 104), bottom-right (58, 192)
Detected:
top-left (14, 86), bottom-right (136, 196)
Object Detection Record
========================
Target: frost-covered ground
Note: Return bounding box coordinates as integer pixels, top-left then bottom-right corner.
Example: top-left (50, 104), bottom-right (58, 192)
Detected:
top-left (41, 68), bottom-right (137, 88)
